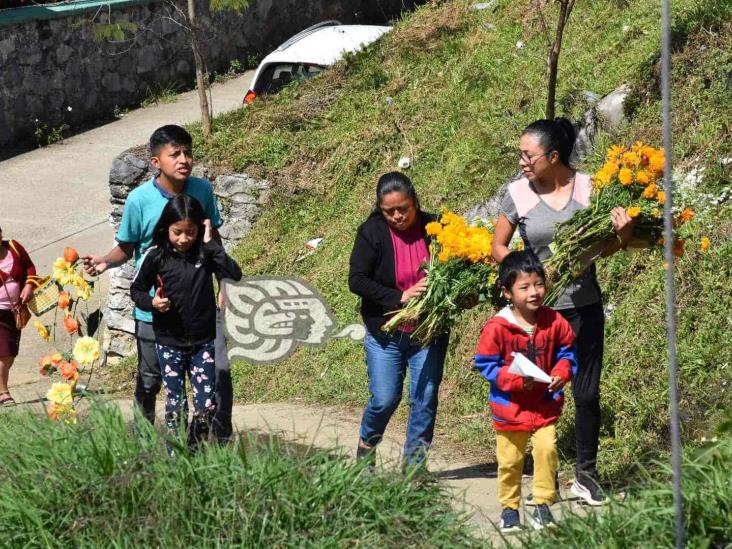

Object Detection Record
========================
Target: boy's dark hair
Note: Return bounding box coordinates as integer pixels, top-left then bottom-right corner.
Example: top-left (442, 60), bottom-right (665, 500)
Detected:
top-left (149, 125), bottom-right (193, 156)
top-left (521, 117), bottom-right (576, 168)
top-left (499, 250), bottom-right (546, 291)
top-left (370, 171), bottom-right (421, 217)
top-left (152, 194), bottom-right (206, 262)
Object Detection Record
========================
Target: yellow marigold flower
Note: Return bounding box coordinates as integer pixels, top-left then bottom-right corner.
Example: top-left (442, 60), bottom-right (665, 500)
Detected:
top-left (700, 236), bottom-right (710, 252)
top-left (652, 208), bottom-right (662, 218)
top-left (643, 183), bottom-right (658, 199)
top-left (635, 170), bottom-right (651, 186)
top-left (627, 206), bottom-right (641, 218)
top-left (622, 151), bottom-right (641, 168)
top-left (72, 274), bottom-right (93, 300)
top-left (73, 336), bottom-right (100, 366)
top-left (34, 320), bottom-right (51, 341)
top-left (657, 191), bottom-right (666, 204)
top-left (52, 258), bottom-right (76, 285)
top-left (46, 382), bottom-right (73, 406)
top-left (618, 168), bottom-right (633, 186)
top-left (47, 402), bottom-right (77, 424)
top-left (593, 170), bottom-right (612, 190)
top-left (438, 250), bottom-right (451, 263)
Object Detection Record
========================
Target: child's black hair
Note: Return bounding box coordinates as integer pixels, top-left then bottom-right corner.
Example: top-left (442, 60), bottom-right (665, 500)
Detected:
top-left (370, 171), bottom-right (421, 217)
top-left (499, 250), bottom-right (546, 292)
top-left (152, 194), bottom-right (206, 262)
top-left (149, 125), bottom-right (193, 156)
top-left (521, 117), bottom-right (576, 168)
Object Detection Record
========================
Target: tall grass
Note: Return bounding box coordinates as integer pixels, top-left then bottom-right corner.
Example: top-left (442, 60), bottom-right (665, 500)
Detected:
top-left (521, 414), bottom-right (732, 548)
top-left (0, 405), bottom-right (480, 548)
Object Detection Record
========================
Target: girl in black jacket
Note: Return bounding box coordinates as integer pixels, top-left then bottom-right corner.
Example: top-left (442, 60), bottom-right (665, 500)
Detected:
top-left (131, 195), bottom-right (242, 449)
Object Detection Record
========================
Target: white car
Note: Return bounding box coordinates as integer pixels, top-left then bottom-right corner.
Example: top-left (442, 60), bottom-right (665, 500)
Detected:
top-left (243, 20), bottom-right (392, 104)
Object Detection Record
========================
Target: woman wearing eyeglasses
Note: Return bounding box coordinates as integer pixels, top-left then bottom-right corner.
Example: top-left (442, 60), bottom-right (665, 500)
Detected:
top-left (491, 118), bottom-right (634, 506)
top-left (348, 171), bottom-right (449, 469)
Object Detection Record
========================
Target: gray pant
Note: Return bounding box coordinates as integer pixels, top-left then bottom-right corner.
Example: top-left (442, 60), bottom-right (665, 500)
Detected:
top-left (134, 311), bottom-right (233, 441)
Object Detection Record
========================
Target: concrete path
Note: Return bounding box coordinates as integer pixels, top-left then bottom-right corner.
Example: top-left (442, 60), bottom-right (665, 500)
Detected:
top-left (0, 71), bottom-right (253, 396)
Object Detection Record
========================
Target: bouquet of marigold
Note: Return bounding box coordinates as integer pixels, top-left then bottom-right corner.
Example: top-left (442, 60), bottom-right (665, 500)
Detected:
top-left (33, 246), bottom-right (101, 423)
top-left (544, 142), bottom-right (694, 305)
top-left (382, 211), bottom-right (499, 344)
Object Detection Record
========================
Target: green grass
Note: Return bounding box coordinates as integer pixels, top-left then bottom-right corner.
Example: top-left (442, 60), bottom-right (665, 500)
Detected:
top-left (187, 0), bottom-right (732, 480)
top-left (522, 411), bottom-right (732, 548)
top-left (0, 404), bottom-right (481, 548)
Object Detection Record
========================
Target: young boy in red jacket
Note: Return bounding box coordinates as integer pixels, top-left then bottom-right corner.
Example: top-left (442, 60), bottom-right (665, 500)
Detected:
top-left (475, 250), bottom-right (577, 531)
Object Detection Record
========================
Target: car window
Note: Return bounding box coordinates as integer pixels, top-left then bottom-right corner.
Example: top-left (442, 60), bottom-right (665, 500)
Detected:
top-left (253, 63), bottom-right (325, 95)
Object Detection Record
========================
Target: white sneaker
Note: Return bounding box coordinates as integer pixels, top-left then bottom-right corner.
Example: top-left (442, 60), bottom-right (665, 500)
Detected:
top-left (570, 478), bottom-right (607, 506)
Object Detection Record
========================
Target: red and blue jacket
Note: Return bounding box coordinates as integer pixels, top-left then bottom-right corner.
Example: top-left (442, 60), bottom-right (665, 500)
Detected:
top-left (474, 306), bottom-right (577, 432)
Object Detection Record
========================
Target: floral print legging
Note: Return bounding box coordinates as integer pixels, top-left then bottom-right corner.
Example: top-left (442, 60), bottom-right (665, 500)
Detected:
top-left (155, 340), bottom-right (216, 446)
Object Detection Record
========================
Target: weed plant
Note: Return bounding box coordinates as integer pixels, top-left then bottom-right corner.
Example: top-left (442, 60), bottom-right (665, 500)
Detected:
top-left (0, 405), bottom-right (480, 548)
top-left (187, 0), bottom-right (732, 481)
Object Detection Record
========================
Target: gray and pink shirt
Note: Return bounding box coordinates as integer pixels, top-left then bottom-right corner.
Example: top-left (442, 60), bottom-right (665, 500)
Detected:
top-left (499, 172), bottom-right (601, 310)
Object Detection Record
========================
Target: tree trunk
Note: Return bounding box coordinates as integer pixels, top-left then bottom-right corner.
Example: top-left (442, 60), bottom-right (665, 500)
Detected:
top-left (545, 0), bottom-right (575, 119)
top-left (187, 0), bottom-right (212, 136)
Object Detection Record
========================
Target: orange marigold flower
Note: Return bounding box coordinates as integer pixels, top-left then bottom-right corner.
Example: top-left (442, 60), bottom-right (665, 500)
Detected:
top-left (643, 183), bottom-right (658, 199)
top-left (63, 314), bottom-right (79, 334)
top-left (58, 291), bottom-right (71, 310)
top-left (608, 145), bottom-right (627, 161)
top-left (60, 361), bottom-right (79, 382)
top-left (618, 168), bottom-right (633, 186)
top-left (51, 352), bottom-right (64, 365)
top-left (602, 161), bottom-right (620, 177)
top-left (635, 170), bottom-right (651, 186)
top-left (627, 206), bottom-right (641, 218)
top-left (677, 207), bottom-right (695, 224)
top-left (700, 236), bottom-right (710, 252)
top-left (657, 191), bottom-right (666, 204)
top-left (622, 151), bottom-right (641, 168)
top-left (649, 151), bottom-right (665, 174)
top-left (425, 222), bottom-right (442, 236)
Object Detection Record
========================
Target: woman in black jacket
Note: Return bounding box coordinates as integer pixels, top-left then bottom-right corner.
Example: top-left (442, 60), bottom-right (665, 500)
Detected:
top-left (349, 172), bottom-right (449, 468)
top-left (131, 195), bottom-right (242, 449)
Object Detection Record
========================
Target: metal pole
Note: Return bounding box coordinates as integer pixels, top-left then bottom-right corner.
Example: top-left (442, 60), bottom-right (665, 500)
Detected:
top-left (660, 0), bottom-right (684, 547)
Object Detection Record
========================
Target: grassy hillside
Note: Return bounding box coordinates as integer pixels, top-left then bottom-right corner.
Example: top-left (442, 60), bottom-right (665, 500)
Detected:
top-left (193, 0), bottom-right (732, 480)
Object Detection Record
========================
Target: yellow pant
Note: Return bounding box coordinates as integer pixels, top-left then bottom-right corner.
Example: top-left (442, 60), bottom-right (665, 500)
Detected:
top-left (496, 424), bottom-right (558, 509)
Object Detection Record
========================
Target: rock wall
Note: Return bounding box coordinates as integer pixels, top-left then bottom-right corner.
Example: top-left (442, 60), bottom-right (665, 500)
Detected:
top-left (0, 0), bottom-right (411, 150)
top-left (105, 148), bottom-right (270, 357)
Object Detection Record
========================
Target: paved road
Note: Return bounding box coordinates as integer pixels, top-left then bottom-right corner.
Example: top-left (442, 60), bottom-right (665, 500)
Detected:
top-left (0, 71), bottom-right (253, 396)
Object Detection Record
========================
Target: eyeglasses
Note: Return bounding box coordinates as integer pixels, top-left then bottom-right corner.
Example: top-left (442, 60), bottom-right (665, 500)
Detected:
top-left (517, 150), bottom-right (553, 164)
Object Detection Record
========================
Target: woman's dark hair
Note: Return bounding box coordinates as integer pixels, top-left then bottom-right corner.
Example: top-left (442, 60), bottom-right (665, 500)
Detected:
top-left (499, 250), bottom-right (546, 292)
top-left (152, 194), bottom-right (206, 262)
top-left (371, 171), bottom-right (420, 216)
top-left (521, 117), bottom-right (576, 168)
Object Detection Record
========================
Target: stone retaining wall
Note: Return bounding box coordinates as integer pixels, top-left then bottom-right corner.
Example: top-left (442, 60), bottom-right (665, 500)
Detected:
top-left (1, 0), bottom-right (410, 149)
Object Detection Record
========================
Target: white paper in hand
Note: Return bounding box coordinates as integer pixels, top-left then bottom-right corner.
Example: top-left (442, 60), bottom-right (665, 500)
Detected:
top-left (508, 352), bottom-right (552, 384)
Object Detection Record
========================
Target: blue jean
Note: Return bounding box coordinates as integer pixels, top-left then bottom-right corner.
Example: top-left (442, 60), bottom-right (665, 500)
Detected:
top-left (359, 330), bottom-right (449, 464)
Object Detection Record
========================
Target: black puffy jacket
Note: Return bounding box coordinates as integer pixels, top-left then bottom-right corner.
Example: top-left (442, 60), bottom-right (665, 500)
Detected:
top-left (131, 240), bottom-right (242, 346)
